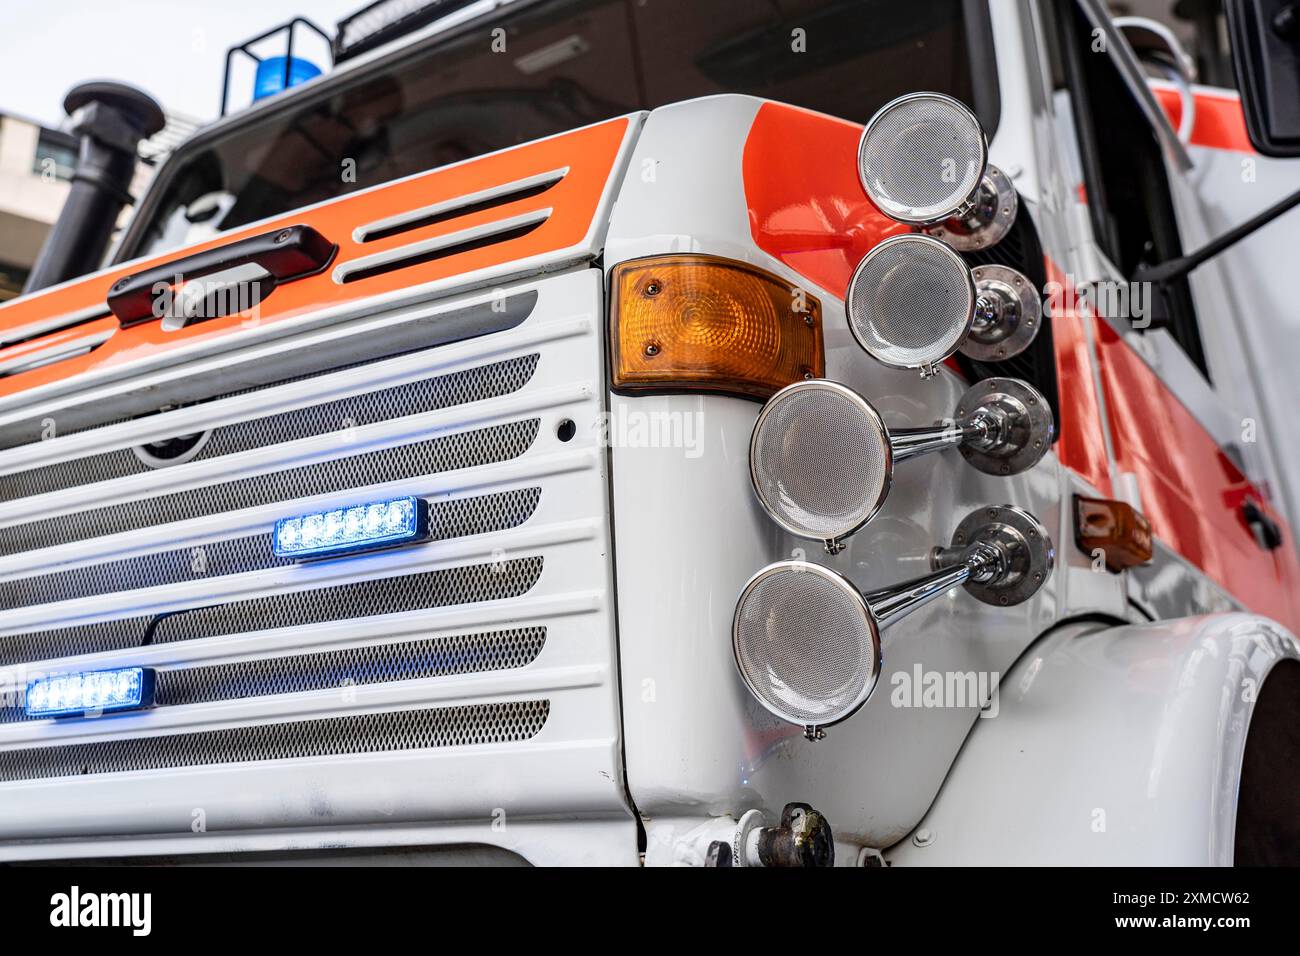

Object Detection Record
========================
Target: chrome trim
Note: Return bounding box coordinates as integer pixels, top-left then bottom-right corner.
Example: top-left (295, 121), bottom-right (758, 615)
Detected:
top-left (0, 330), bottom-right (115, 378)
top-left (0, 304), bottom-right (112, 350)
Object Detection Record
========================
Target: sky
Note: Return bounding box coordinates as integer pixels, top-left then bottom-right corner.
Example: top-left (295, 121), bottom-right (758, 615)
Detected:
top-left (0, 0), bottom-right (362, 128)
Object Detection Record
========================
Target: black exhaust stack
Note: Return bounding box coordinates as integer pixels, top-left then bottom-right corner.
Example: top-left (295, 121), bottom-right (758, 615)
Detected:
top-left (24, 81), bottom-right (165, 294)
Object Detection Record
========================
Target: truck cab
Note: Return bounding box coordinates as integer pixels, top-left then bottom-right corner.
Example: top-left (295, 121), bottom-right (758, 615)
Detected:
top-left (0, 0), bottom-right (1297, 866)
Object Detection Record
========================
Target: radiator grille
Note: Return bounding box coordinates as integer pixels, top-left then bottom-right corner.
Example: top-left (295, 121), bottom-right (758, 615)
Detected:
top-left (0, 556), bottom-right (544, 666)
top-left (0, 419), bottom-right (540, 556)
top-left (0, 487), bottom-right (541, 609)
top-left (0, 274), bottom-right (581, 808)
top-left (0, 354), bottom-right (539, 501)
top-left (0, 627), bottom-right (546, 722)
top-left (0, 700), bottom-right (551, 782)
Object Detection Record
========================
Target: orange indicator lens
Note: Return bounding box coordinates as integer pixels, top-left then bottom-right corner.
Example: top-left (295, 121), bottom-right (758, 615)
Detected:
top-left (1075, 495), bottom-right (1154, 571)
top-left (610, 254), bottom-right (824, 399)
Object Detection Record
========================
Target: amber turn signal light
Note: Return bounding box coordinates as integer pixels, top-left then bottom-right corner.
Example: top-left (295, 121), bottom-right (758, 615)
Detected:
top-left (610, 254), bottom-right (824, 399)
top-left (1074, 495), bottom-right (1153, 572)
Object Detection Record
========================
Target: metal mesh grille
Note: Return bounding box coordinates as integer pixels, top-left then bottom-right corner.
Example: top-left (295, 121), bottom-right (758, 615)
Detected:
top-left (847, 236), bottom-right (973, 369)
top-left (734, 565), bottom-right (877, 725)
top-left (0, 556), bottom-right (543, 666)
top-left (0, 627), bottom-right (546, 722)
top-left (0, 355), bottom-right (539, 501)
top-left (0, 419), bottom-right (540, 557)
top-left (859, 94), bottom-right (984, 222)
top-left (752, 385), bottom-right (889, 540)
top-left (0, 487), bottom-right (541, 609)
top-left (159, 626), bottom-right (546, 706)
top-left (150, 557), bottom-right (544, 644)
top-left (0, 700), bottom-right (550, 782)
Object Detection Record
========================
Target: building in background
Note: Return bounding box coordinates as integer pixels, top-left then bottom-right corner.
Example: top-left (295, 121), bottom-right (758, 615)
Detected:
top-left (0, 110), bottom-right (199, 301)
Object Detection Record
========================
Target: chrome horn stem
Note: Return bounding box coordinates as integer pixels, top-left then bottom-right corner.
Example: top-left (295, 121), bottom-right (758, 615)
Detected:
top-left (888, 422), bottom-right (965, 463)
top-left (889, 407), bottom-right (1010, 464)
top-left (863, 562), bottom-right (969, 629)
top-left (864, 539), bottom-right (1008, 628)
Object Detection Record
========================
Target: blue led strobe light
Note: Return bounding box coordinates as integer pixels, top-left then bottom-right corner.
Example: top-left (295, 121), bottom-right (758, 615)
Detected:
top-left (25, 666), bottom-right (155, 718)
top-left (273, 495), bottom-right (429, 559)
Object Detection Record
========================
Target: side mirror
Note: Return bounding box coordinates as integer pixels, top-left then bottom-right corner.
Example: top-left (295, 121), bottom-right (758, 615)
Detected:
top-left (1225, 0), bottom-right (1300, 157)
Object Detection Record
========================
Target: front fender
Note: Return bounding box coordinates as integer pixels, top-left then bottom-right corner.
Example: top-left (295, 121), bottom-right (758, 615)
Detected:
top-left (888, 613), bottom-right (1299, 865)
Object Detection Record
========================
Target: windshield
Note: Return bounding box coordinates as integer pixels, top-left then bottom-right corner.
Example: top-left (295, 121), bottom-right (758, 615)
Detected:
top-left (121, 0), bottom-right (998, 260)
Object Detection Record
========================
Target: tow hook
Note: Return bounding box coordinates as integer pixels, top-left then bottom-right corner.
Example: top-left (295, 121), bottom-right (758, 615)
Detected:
top-left (706, 803), bottom-right (835, 867)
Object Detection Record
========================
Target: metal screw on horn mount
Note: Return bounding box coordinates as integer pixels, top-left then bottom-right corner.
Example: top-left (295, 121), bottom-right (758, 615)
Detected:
top-left (731, 505), bottom-right (1053, 738)
top-left (749, 377), bottom-right (1054, 553)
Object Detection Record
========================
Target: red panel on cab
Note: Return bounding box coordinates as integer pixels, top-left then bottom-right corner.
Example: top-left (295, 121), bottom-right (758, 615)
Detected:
top-left (742, 102), bottom-right (911, 298)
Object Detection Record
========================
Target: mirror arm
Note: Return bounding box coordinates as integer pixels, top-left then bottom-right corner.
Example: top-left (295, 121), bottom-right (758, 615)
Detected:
top-left (1135, 184), bottom-right (1300, 285)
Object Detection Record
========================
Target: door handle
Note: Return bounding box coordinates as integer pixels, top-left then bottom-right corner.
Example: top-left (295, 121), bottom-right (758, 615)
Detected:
top-left (107, 224), bottom-right (336, 328)
top-left (1242, 498), bottom-right (1283, 551)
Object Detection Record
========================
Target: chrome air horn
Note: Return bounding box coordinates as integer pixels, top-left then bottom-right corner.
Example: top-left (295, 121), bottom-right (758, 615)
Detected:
top-left (732, 505), bottom-right (1053, 740)
top-left (749, 377), bottom-right (1053, 553)
top-left (845, 234), bottom-right (1041, 377)
top-left (858, 91), bottom-right (1016, 251)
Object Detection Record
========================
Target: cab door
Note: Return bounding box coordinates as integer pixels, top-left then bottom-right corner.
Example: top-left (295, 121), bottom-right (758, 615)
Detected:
top-left (1040, 0), bottom-right (1300, 629)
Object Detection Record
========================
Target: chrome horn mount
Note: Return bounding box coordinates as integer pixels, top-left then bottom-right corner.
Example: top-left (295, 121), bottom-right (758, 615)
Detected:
top-left (929, 504), bottom-right (1055, 607)
top-left (951, 376), bottom-right (1054, 476)
top-left (924, 164), bottom-right (1019, 252)
top-left (964, 264), bottom-right (1041, 362)
top-left (868, 505), bottom-right (1053, 622)
top-left (890, 376), bottom-right (1054, 474)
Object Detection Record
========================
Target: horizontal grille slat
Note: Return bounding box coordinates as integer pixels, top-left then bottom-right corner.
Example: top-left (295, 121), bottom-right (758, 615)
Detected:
top-left (151, 557), bottom-right (543, 644)
top-left (158, 626), bottom-right (546, 706)
top-left (0, 700), bottom-right (551, 781)
top-left (0, 556), bottom-right (544, 666)
top-left (0, 626), bottom-right (546, 722)
top-left (0, 354), bottom-right (539, 501)
top-left (0, 418), bottom-right (540, 557)
top-left (0, 487), bottom-right (541, 609)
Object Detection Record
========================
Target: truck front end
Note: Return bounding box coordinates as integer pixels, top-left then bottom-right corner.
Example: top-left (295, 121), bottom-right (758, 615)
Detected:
top-left (1, 0), bottom-right (1296, 867)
